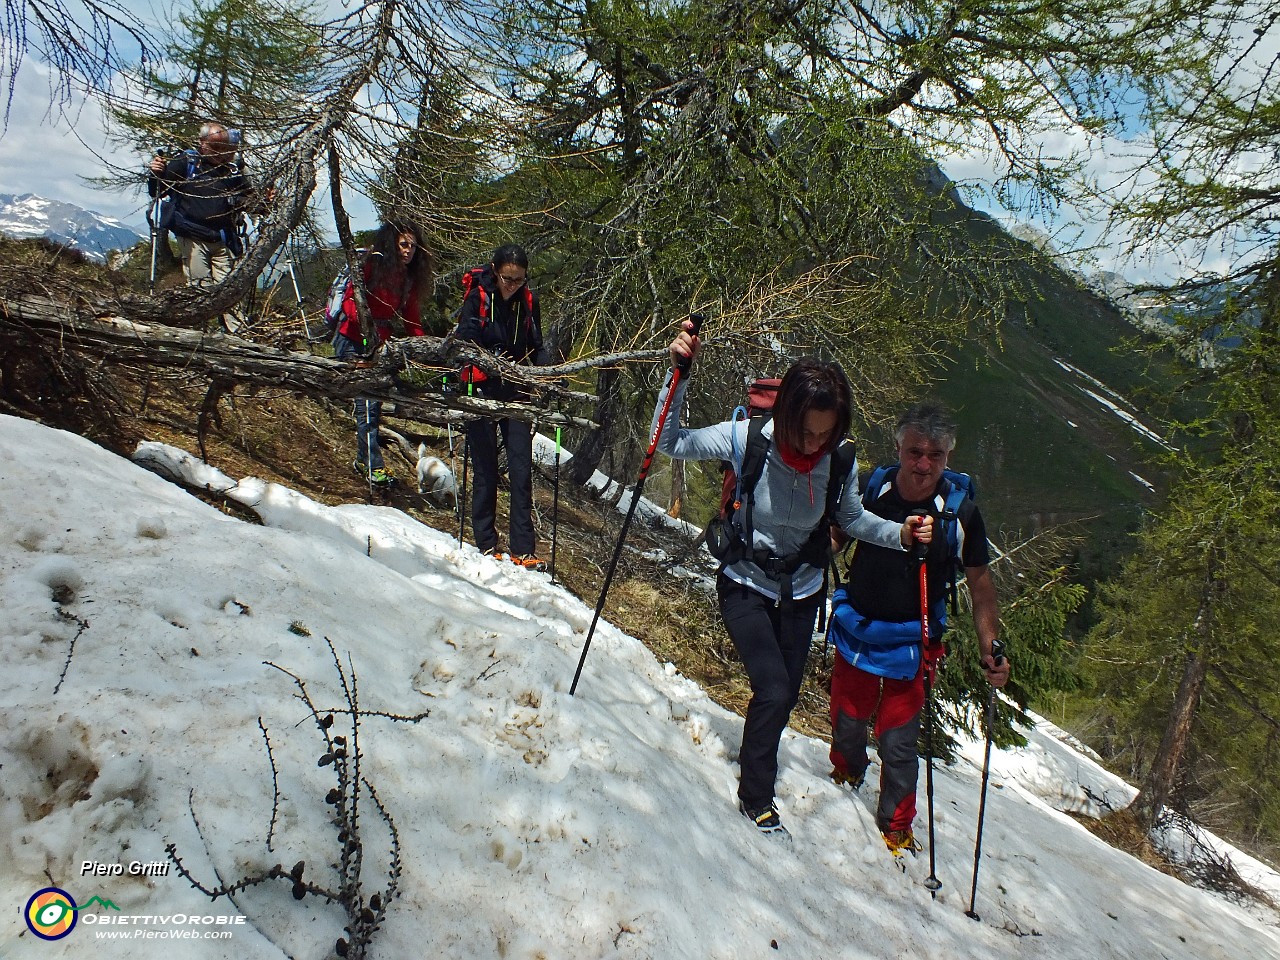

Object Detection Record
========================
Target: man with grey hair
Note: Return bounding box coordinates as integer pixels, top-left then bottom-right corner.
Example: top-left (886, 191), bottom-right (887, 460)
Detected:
top-left (827, 402), bottom-right (1010, 854)
top-left (148, 122), bottom-right (266, 333)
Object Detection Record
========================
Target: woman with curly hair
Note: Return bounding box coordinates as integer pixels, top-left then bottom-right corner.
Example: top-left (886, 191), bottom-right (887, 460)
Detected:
top-left (332, 220), bottom-right (435, 488)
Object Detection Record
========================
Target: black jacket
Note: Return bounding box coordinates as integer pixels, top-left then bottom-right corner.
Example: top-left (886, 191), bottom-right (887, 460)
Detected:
top-left (454, 266), bottom-right (546, 366)
top-left (847, 474), bottom-right (989, 623)
top-left (149, 151), bottom-right (257, 238)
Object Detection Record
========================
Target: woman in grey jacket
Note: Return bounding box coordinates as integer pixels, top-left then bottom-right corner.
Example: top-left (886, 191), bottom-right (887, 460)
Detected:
top-left (656, 320), bottom-right (931, 836)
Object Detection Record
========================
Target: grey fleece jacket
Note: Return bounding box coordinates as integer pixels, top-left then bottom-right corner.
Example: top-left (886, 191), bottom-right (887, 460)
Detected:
top-left (652, 372), bottom-right (906, 601)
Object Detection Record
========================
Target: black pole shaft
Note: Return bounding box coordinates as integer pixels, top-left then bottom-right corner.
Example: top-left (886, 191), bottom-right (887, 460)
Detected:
top-left (966, 686), bottom-right (998, 919)
top-left (924, 667), bottom-right (941, 897)
top-left (569, 370), bottom-right (683, 695)
top-left (458, 428), bottom-right (470, 547)
top-left (570, 316), bottom-right (701, 696)
top-left (458, 378), bottom-right (477, 547)
top-left (550, 427), bottom-right (561, 581)
top-left (966, 638), bottom-right (1005, 921)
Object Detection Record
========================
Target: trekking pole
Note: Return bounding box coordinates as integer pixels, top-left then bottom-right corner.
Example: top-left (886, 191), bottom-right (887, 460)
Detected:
top-left (148, 195), bottom-right (163, 295)
top-left (966, 638), bottom-right (1007, 922)
top-left (570, 314), bottom-right (702, 696)
top-left (915, 517), bottom-right (943, 898)
top-left (281, 234), bottom-right (310, 340)
top-left (550, 425), bottom-right (562, 582)
top-left (458, 374), bottom-right (473, 547)
top-left (445, 418), bottom-right (461, 521)
top-left (362, 399), bottom-right (376, 501)
top-left (821, 557), bottom-right (841, 666)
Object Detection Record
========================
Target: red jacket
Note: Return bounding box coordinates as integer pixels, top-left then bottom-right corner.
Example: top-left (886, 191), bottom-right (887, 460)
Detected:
top-left (335, 259), bottom-right (424, 345)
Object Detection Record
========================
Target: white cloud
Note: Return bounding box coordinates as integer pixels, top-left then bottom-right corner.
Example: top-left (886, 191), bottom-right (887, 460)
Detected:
top-left (0, 61), bottom-right (151, 228)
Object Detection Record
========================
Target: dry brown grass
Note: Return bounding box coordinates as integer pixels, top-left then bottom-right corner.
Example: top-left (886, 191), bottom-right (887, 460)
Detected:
top-left (1067, 808), bottom-right (1184, 878)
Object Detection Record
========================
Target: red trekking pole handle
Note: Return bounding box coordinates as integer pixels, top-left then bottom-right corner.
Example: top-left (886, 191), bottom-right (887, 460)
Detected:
top-left (673, 314), bottom-right (702, 375)
top-left (911, 510), bottom-right (930, 642)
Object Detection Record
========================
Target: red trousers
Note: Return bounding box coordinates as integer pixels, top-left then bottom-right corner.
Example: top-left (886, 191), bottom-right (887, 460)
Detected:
top-left (829, 652), bottom-right (925, 833)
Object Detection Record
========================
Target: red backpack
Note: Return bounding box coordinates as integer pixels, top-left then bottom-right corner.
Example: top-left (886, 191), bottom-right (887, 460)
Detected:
top-left (717, 378), bottom-right (781, 518)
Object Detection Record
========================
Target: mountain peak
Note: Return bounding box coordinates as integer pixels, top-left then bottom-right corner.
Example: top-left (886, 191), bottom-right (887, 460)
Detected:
top-left (0, 192), bottom-right (145, 262)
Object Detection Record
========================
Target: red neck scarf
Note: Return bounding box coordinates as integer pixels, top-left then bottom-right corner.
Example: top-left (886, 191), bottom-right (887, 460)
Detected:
top-left (777, 440), bottom-right (824, 475)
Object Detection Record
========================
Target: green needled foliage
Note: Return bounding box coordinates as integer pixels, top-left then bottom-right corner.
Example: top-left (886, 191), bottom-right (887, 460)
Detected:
top-left (444, 0), bottom-right (1230, 482)
top-left (1075, 7), bottom-right (1280, 858)
top-left (111, 0), bottom-right (325, 155)
top-left (1084, 282), bottom-right (1280, 852)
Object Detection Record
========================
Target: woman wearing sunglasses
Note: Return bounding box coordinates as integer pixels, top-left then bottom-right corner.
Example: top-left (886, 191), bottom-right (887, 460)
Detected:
top-left (455, 244), bottom-right (553, 570)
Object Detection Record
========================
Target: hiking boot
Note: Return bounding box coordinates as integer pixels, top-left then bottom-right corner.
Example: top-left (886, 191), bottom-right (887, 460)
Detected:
top-left (882, 829), bottom-right (922, 855)
top-left (830, 767), bottom-right (865, 790)
top-left (506, 553), bottom-right (548, 572)
top-left (353, 460), bottom-right (394, 487)
top-left (739, 801), bottom-right (789, 837)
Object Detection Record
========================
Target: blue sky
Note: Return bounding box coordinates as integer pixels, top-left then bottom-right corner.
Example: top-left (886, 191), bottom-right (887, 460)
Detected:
top-left (0, 60), bottom-right (157, 229)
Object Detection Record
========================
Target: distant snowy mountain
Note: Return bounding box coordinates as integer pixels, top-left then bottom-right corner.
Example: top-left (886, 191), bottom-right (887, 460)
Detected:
top-left (0, 192), bottom-right (145, 261)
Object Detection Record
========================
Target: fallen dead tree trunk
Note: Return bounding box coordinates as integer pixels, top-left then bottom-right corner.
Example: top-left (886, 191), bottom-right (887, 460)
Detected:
top-left (1, 292), bottom-right (672, 432)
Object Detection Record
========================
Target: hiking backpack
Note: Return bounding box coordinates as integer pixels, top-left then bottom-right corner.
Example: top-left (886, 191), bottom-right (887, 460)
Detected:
top-left (152, 150), bottom-right (200, 235)
top-left (703, 377), bottom-right (857, 617)
top-left (322, 264), bottom-right (355, 332)
top-left (860, 463), bottom-right (976, 615)
top-left (322, 249), bottom-right (374, 332)
top-left (154, 149), bottom-right (249, 256)
top-left (459, 266), bottom-right (534, 332)
top-left (713, 377), bottom-right (780, 527)
top-left (167, 148), bottom-right (200, 181)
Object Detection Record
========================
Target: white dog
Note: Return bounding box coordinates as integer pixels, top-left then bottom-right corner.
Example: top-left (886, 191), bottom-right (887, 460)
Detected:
top-left (416, 444), bottom-right (458, 508)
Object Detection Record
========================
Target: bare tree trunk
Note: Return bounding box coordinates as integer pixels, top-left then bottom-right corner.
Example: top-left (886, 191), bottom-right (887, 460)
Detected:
top-left (667, 458), bottom-right (684, 519)
top-left (570, 364), bottom-right (623, 486)
top-left (0, 293), bottom-right (677, 432)
top-left (1130, 546), bottom-right (1222, 827)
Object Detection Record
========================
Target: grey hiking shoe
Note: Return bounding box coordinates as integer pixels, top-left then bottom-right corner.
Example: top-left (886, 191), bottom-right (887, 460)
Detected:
top-left (740, 800), bottom-right (789, 837)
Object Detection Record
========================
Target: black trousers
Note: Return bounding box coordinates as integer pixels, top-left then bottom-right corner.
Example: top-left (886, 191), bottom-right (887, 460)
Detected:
top-left (466, 417), bottom-right (535, 555)
top-left (717, 573), bottom-right (821, 810)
